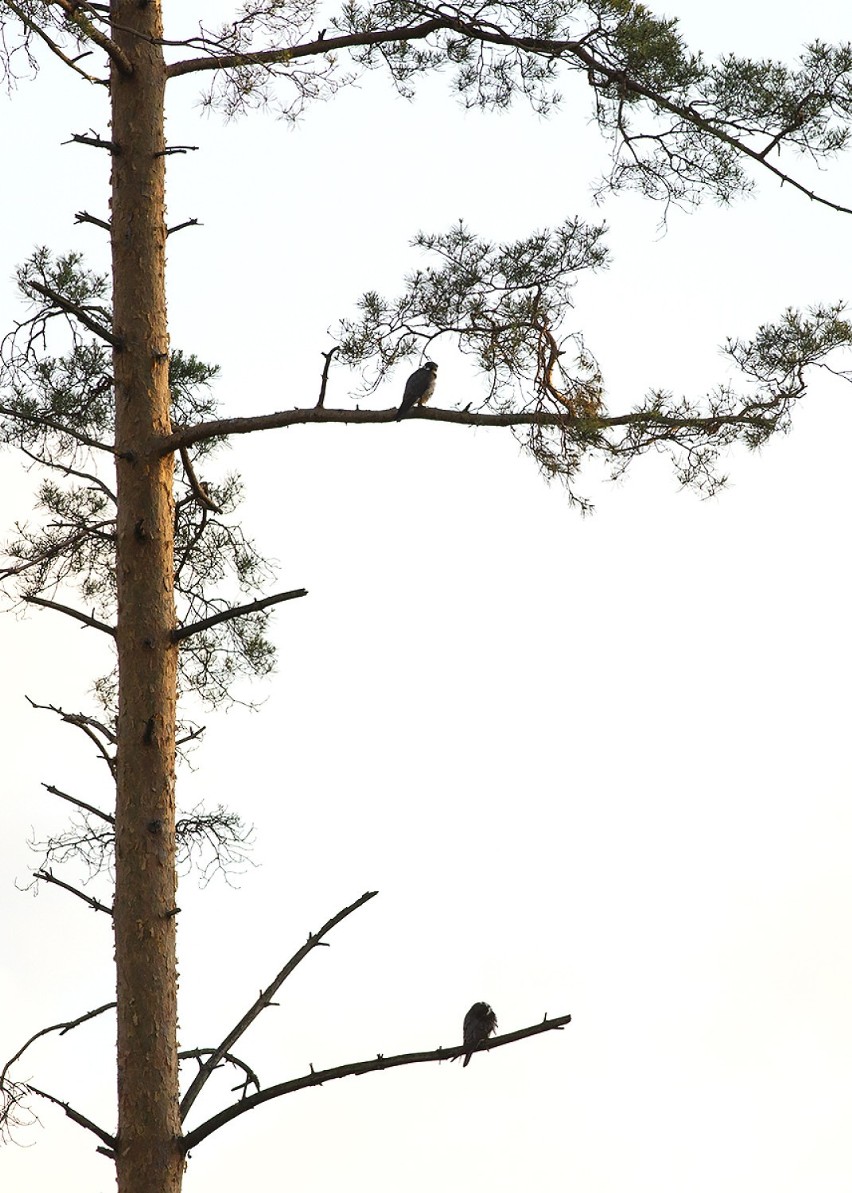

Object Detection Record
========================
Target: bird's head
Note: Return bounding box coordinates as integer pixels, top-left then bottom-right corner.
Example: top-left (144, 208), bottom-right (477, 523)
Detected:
top-left (424, 361), bottom-right (438, 373)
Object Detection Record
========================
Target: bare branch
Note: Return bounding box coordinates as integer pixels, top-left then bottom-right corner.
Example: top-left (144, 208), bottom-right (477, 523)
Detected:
top-left (316, 347), bottom-right (338, 409)
top-left (23, 594), bottom-right (116, 636)
top-left (182, 1012), bottom-right (572, 1150)
top-left (180, 890), bottom-right (378, 1120)
top-left (25, 1083), bottom-right (116, 1150)
top-left (1, 1002), bottom-right (115, 1088)
top-left (43, 782), bottom-right (114, 825)
top-left (33, 868), bottom-right (114, 915)
top-left (166, 218), bottom-right (201, 237)
top-left (74, 210), bottom-right (111, 232)
top-left (63, 131), bottom-right (120, 153)
top-left (172, 588), bottom-right (308, 643)
top-left (26, 698), bottom-right (116, 774)
top-left (23, 279), bottom-right (120, 348)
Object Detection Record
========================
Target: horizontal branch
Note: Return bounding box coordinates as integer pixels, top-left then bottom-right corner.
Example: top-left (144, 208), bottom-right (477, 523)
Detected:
top-left (166, 19), bottom-right (447, 78)
top-left (172, 588), bottom-right (308, 643)
top-left (162, 402), bottom-right (774, 453)
top-left (180, 890), bottom-right (378, 1120)
top-left (0, 402), bottom-right (118, 456)
top-left (182, 1012), bottom-right (572, 1151)
top-left (26, 1082), bottom-right (116, 1151)
top-left (1, 1001), bottom-right (115, 1087)
top-left (34, 869), bottom-right (113, 915)
top-left (24, 595), bottom-right (116, 636)
top-left (74, 210), bottom-right (111, 232)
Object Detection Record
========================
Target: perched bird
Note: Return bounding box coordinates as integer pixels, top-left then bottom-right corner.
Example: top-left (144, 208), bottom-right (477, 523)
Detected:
top-left (461, 1001), bottom-right (498, 1067)
top-left (396, 361), bottom-right (438, 420)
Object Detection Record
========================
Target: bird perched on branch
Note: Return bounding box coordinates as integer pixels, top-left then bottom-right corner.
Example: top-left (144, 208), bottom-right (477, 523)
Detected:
top-left (461, 1001), bottom-right (498, 1067)
top-left (396, 361), bottom-right (438, 419)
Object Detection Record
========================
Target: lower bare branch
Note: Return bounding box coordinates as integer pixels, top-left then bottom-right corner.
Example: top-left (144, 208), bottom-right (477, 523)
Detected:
top-left (33, 868), bottom-right (113, 916)
top-left (26, 1083), bottom-right (116, 1151)
top-left (172, 588), bottom-right (308, 643)
top-left (180, 889), bottom-right (379, 1120)
top-left (182, 1012), bottom-right (571, 1150)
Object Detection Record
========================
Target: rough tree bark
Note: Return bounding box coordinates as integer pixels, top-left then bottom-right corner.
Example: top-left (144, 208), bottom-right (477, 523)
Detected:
top-left (109, 4), bottom-right (182, 1191)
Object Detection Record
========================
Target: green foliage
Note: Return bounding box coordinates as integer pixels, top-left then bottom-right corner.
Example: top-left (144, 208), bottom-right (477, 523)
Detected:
top-left (338, 217), bottom-right (607, 407)
top-left (0, 251), bottom-right (281, 713)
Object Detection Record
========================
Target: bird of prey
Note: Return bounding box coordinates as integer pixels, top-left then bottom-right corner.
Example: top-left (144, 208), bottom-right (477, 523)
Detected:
top-left (461, 1001), bottom-right (498, 1067)
top-left (396, 361), bottom-right (438, 419)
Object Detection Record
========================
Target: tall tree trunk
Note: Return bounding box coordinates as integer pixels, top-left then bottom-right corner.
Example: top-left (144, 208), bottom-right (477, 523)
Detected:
top-left (109, 4), bottom-right (182, 1191)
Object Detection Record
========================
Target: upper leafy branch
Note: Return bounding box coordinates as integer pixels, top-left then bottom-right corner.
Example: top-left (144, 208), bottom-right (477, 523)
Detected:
top-left (0, 250), bottom-right (302, 711)
top-left (335, 219), bottom-right (852, 509)
top-left (4, 3), bottom-right (852, 212)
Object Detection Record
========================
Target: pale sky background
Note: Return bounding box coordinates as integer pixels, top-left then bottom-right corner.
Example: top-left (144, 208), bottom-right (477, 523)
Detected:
top-left (2, 2), bottom-right (852, 1191)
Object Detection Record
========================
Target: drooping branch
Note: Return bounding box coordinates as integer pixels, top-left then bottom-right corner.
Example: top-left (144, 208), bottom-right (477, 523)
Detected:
top-left (182, 1012), bottom-right (572, 1151)
top-left (172, 588), bottom-right (308, 643)
top-left (179, 1049), bottom-right (260, 1101)
top-left (32, 868), bottom-right (114, 915)
top-left (1, 1001), bottom-right (116, 1089)
top-left (180, 890), bottom-right (379, 1120)
top-left (23, 594), bottom-right (116, 636)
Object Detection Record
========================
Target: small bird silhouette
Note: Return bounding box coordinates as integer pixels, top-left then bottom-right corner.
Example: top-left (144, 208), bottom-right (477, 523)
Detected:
top-left (461, 1001), bottom-right (498, 1067)
top-left (396, 361), bottom-right (438, 419)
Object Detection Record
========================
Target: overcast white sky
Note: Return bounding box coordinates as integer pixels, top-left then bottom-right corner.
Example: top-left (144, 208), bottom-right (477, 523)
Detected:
top-left (2, 3), bottom-right (852, 1191)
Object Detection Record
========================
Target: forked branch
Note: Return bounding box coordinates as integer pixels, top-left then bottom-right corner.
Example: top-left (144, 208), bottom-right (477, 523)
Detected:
top-left (180, 889), bottom-right (378, 1119)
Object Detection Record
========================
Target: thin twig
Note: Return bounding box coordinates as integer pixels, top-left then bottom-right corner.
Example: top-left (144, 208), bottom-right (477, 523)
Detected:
top-left (180, 890), bottom-right (378, 1120)
top-left (33, 869), bottom-right (114, 916)
top-left (182, 1012), bottom-right (572, 1149)
top-left (172, 588), bottom-right (308, 643)
top-left (316, 347), bottom-right (338, 408)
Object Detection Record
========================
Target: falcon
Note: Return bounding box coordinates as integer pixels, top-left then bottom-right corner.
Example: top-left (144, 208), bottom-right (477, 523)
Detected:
top-left (396, 361), bottom-right (438, 420)
top-left (461, 1001), bottom-right (498, 1067)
